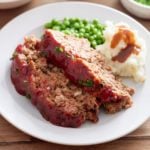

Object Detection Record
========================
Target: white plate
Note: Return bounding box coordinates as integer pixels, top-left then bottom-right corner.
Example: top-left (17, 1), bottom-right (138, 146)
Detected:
top-left (0, 2), bottom-right (150, 146)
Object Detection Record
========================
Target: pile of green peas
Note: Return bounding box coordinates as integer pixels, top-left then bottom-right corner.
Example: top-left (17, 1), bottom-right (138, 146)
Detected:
top-left (45, 18), bottom-right (105, 48)
top-left (135, 0), bottom-right (150, 6)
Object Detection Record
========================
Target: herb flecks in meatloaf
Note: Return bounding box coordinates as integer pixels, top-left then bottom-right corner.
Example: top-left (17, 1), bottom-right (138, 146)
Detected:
top-left (11, 36), bottom-right (99, 127)
top-left (40, 29), bottom-right (134, 106)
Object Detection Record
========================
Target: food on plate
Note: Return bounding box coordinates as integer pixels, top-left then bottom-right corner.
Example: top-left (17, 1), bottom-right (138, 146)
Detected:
top-left (11, 17), bottom-right (147, 127)
top-left (45, 18), bottom-right (105, 48)
top-left (40, 29), bottom-right (134, 106)
top-left (10, 30), bottom-right (135, 127)
top-left (11, 37), bottom-right (100, 127)
top-left (96, 22), bottom-right (146, 82)
top-left (134, 0), bottom-right (150, 6)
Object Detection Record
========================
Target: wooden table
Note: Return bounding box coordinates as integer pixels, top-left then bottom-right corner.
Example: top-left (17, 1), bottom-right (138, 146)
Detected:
top-left (0, 0), bottom-right (150, 149)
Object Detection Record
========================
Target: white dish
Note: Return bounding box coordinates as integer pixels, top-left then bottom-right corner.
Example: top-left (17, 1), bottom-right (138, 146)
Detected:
top-left (0, 2), bottom-right (150, 146)
top-left (121, 0), bottom-right (150, 19)
top-left (0, 0), bottom-right (31, 9)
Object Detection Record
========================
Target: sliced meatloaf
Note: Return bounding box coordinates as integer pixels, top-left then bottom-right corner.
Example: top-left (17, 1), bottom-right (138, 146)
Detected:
top-left (40, 30), bottom-right (134, 107)
top-left (11, 37), bottom-right (99, 127)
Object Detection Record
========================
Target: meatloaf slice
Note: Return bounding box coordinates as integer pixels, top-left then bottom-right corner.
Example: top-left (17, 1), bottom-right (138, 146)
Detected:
top-left (40, 30), bottom-right (134, 107)
top-left (11, 37), bottom-right (99, 127)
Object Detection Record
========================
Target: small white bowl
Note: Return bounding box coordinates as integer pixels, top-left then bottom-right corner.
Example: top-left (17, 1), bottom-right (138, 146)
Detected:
top-left (0, 0), bottom-right (32, 9)
top-left (121, 0), bottom-right (150, 19)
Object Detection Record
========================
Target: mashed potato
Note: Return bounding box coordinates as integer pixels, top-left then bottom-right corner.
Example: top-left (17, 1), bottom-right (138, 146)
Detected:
top-left (96, 21), bottom-right (146, 82)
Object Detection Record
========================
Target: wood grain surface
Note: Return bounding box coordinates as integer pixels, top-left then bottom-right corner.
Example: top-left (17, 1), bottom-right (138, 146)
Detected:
top-left (0, 0), bottom-right (150, 149)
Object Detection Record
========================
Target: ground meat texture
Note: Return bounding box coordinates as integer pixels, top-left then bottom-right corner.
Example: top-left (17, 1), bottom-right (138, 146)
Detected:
top-left (11, 37), bottom-right (99, 127)
top-left (40, 30), bottom-right (134, 107)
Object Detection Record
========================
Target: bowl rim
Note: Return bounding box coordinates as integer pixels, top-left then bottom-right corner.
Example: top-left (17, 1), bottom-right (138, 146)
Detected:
top-left (128, 0), bottom-right (150, 9)
top-left (0, 0), bottom-right (31, 4)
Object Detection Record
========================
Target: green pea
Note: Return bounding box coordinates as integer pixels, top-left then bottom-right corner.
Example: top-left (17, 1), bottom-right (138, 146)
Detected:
top-left (74, 22), bottom-right (80, 29)
top-left (63, 17), bottom-right (68, 21)
top-left (90, 24), bottom-right (95, 29)
top-left (75, 33), bottom-right (80, 38)
top-left (68, 18), bottom-right (75, 24)
top-left (82, 19), bottom-right (88, 25)
top-left (92, 19), bottom-right (99, 25)
top-left (63, 20), bottom-right (70, 27)
top-left (96, 39), bottom-right (102, 45)
top-left (92, 28), bottom-right (98, 34)
top-left (60, 24), bottom-right (66, 30)
top-left (69, 28), bottom-right (76, 33)
top-left (79, 32), bottom-right (84, 38)
top-left (84, 25), bottom-right (90, 32)
top-left (91, 40), bottom-right (97, 48)
top-left (80, 28), bottom-right (86, 33)
top-left (88, 36), bottom-right (95, 41)
top-left (63, 30), bottom-right (70, 35)
top-left (74, 18), bottom-right (80, 22)
top-left (52, 26), bottom-right (61, 30)
top-left (84, 33), bottom-right (89, 38)
top-left (51, 19), bottom-right (60, 25)
top-left (96, 31), bottom-right (102, 36)
top-left (45, 23), bottom-right (53, 28)
top-left (96, 24), bottom-right (105, 30)
top-left (82, 23), bottom-right (86, 28)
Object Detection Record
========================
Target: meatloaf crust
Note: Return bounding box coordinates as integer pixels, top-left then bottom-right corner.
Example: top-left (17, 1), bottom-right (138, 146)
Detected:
top-left (11, 37), bottom-right (99, 127)
top-left (40, 30), bottom-right (134, 106)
